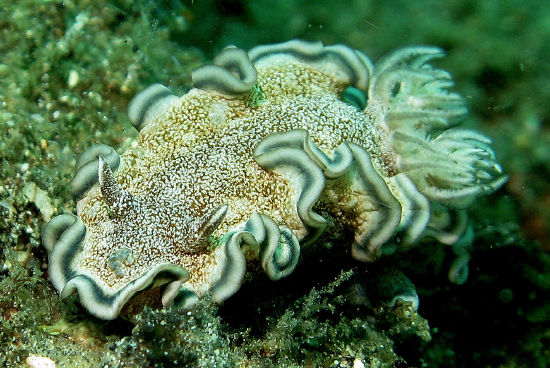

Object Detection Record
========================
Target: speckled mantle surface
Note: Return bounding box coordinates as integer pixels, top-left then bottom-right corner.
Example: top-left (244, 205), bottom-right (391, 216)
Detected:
top-left (42, 38), bottom-right (506, 322)
top-left (1, 1), bottom-right (550, 367)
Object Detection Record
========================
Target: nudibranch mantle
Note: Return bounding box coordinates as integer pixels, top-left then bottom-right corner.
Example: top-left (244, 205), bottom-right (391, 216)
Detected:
top-left (43, 40), bottom-right (507, 320)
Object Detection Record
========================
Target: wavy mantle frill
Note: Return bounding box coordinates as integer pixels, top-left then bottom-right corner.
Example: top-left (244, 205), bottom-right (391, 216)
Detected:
top-left (43, 39), bottom-right (506, 320)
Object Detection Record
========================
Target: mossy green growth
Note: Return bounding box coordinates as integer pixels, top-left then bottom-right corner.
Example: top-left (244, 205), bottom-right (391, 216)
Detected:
top-left (207, 234), bottom-right (223, 251)
top-left (246, 83), bottom-right (266, 107)
top-left (0, 246), bottom-right (111, 367)
top-left (102, 299), bottom-right (234, 368)
top-left (102, 270), bottom-right (432, 368)
top-left (234, 269), bottom-right (431, 367)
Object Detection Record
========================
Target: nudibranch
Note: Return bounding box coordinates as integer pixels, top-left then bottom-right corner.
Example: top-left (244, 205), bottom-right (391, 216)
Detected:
top-left (43, 40), bottom-right (507, 320)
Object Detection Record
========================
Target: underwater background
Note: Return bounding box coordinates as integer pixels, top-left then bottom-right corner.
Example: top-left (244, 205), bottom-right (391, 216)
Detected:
top-left (0, 0), bottom-right (549, 367)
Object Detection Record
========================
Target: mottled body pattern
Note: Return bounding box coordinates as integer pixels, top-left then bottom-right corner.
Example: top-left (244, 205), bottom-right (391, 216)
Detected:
top-left (43, 40), bottom-right (506, 319)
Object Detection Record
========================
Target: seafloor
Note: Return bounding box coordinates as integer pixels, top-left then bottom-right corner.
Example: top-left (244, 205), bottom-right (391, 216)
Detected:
top-left (1, 0), bottom-right (549, 367)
